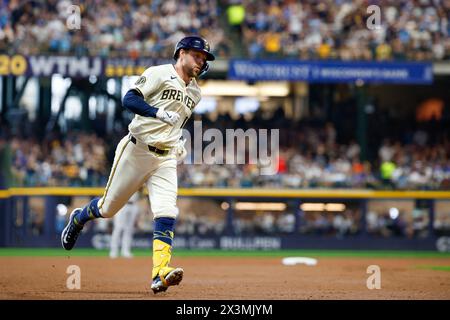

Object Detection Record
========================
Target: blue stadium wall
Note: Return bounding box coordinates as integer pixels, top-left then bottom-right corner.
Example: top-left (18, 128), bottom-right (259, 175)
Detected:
top-left (0, 188), bottom-right (449, 251)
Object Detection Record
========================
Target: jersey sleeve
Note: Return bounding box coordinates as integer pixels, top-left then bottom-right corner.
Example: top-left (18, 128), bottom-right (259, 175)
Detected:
top-left (131, 67), bottom-right (162, 99)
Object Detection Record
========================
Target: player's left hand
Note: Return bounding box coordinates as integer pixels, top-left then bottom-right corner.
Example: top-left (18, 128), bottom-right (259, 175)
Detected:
top-left (156, 109), bottom-right (180, 126)
top-left (175, 137), bottom-right (187, 163)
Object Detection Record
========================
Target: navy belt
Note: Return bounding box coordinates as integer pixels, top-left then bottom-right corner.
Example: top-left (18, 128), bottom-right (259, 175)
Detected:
top-left (129, 135), bottom-right (169, 156)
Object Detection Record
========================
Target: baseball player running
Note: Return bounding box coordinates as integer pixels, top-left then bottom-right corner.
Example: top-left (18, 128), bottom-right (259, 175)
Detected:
top-left (109, 191), bottom-right (140, 259)
top-left (61, 36), bottom-right (215, 294)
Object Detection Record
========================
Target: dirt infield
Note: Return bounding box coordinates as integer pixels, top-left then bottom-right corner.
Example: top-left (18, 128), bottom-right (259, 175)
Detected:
top-left (0, 256), bottom-right (449, 300)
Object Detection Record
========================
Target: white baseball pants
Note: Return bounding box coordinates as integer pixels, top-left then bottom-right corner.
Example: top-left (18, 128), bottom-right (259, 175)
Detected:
top-left (98, 134), bottom-right (179, 220)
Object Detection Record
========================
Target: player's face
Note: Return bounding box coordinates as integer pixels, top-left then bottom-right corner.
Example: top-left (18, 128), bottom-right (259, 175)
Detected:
top-left (182, 49), bottom-right (207, 77)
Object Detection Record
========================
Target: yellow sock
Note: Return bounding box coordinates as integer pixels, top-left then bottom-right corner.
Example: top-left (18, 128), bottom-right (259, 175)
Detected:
top-left (152, 239), bottom-right (172, 279)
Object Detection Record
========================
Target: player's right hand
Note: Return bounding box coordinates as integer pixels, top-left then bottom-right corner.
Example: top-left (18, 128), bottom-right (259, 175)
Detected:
top-left (156, 109), bottom-right (180, 126)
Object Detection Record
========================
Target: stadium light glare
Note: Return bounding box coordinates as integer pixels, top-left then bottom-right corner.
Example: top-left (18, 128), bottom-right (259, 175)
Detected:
top-left (389, 207), bottom-right (400, 219)
top-left (89, 75), bottom-right (97, 84)
top-left (221, 202), bottom-right (230, 210)
top-left (106, 78), bottom-right (116, 95)
top-left (325, 203), bottom-right (346, 211)
top-left (301, 203), bottom-right (325, 211)
top-left (300, 203), bottom-right (346, 212)
top-left (235, 202), bottom-right (287, 211)
top-left (57, 204), bottom-right (68, 216)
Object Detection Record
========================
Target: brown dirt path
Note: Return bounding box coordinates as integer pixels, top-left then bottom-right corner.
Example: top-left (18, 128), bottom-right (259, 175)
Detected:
top-left (0, 256), bottom-right (449, 300)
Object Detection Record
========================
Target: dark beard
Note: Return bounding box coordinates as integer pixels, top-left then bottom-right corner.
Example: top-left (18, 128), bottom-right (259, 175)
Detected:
top-left (188, 70), bottom-right (197, 78)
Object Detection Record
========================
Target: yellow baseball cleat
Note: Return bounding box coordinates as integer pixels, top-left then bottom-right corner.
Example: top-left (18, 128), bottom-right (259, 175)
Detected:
top-left (151, 267), bottom-right (184, 294)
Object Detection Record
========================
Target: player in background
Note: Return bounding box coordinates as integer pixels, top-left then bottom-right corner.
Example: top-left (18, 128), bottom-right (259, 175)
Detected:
top-left (109, 191), bottom-right (140, 259)
top-left (61, 36), bottom-right (215, 294)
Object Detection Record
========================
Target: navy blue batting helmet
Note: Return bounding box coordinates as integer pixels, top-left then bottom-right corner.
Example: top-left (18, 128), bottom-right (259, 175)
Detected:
top-left (174, 36), bottom-right (215, 76)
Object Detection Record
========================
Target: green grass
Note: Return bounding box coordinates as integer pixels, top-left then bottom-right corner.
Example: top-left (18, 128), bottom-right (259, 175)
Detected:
top-left (417, 265), bottom-right (450, 272)
top-left (0, 248), bottom-right (450, 258)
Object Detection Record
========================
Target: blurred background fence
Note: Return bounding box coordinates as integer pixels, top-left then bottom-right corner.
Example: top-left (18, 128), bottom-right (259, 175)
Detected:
top-left (1, 188), bottom-right (449, 251)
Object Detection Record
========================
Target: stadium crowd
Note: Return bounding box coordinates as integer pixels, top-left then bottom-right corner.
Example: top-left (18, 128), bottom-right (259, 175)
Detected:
top-left (0, 0), bottom-right (231, 59)
top-left (2, 118), bottom-right (449, 190)
top-left (232, 0), bottom-right (450, 60)
top-left (6, 131), bottom-right (110, 187)
top-left (1, 0), bottom-right (449, 60)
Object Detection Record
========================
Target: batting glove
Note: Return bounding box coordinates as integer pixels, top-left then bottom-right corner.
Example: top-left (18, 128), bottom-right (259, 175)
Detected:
top-left (175, 137), bottom-right (188, 163)
top-left (156, 109), bottom-right (180, 126)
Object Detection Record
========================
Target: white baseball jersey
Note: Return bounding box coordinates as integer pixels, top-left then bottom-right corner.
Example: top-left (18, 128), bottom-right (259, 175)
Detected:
top-left (129, 64), bottom-right (201, 149)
